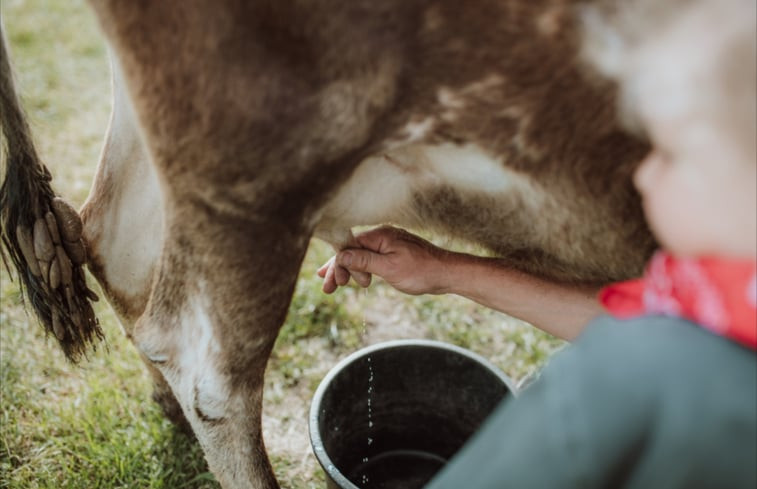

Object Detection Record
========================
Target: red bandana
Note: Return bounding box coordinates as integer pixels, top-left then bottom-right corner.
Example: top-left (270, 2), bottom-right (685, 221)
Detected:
top-left (599, 251), bottom-right (757, 350)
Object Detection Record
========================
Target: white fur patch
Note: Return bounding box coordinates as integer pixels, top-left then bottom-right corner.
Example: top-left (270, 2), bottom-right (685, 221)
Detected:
top-left (83, 57), bottom-right (164, 325)
top-left (415, 143), bottom-right (516, 194)
top-left (313, 153), bottom-right (414, 247)
top-left (314, 142), bottom-right (536, 247)
top-left (400, 117), bottom-right (436, 143)
top-left (175, 284), bottom-right (229, 421)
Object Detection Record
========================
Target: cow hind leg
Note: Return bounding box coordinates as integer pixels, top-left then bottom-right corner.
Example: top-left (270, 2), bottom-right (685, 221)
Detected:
top-left (138, 356), bottom-right (193, 435)
top-left (131, 208), bottom-right (311, 489)
top-left (77, 61), bottom-right (198, 436)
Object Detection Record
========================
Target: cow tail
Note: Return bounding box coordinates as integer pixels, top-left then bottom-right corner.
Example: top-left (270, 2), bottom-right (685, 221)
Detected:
top-left (0, 19), bottom-right (103, 362)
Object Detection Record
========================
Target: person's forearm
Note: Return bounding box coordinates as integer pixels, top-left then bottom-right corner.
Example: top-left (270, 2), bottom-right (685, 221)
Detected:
top-left (435, 252), bottom-right (603, 341)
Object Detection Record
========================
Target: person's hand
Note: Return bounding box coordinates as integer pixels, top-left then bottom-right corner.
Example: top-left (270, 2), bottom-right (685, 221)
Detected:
top-left (317, 226), bottom-right (453, 295)
top-left (318, 226), bottom-right (602, 340)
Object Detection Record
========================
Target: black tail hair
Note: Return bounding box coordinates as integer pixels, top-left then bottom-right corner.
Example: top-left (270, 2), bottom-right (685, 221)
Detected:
top-left (0, 15), bottom-right (103, 362)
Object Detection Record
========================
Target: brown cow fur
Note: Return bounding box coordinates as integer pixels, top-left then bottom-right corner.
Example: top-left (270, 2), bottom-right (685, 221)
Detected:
top-left (56, 0), bottom-right (656, 487)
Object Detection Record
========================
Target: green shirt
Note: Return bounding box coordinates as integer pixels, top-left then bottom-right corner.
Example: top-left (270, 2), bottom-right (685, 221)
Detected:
top-left (426, 316), bottom-right (757, 489)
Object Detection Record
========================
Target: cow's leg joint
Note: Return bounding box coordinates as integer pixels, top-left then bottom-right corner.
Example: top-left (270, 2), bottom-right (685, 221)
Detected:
top-left (194, 386), bottom-right (227, 425)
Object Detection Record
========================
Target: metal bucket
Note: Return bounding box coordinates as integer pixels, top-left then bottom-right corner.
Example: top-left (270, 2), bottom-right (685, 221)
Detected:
top-left (309, 339), bottom-right (515, 489)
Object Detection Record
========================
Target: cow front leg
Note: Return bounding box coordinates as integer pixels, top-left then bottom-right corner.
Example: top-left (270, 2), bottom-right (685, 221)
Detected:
top-left (132, 209), bottom-right (310, 489)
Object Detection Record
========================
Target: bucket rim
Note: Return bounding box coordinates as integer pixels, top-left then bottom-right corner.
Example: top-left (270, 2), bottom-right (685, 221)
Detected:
top-left (308, 338), bottom-right (516, 489)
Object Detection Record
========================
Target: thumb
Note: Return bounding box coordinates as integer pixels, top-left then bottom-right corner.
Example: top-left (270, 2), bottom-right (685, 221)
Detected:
top-left (337, 249), bottom-right (387, 274)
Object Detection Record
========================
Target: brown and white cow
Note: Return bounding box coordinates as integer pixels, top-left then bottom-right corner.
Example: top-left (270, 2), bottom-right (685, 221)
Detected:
top-left (1, 1), bottom-right (655, 487)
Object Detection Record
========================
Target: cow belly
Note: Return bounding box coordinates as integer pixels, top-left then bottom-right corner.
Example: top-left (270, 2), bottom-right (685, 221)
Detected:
top-left (314, 143), bottom-right (646, 283)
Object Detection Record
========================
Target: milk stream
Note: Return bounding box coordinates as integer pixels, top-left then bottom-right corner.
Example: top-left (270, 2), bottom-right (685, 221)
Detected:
top-left (362, 288), bottom-right (373, 487)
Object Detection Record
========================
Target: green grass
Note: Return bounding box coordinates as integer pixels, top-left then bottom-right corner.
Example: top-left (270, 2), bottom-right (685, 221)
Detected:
top-left (0, 1), bottom-right (563, 487)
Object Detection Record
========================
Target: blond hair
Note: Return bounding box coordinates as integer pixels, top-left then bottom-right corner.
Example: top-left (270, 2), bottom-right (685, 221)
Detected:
top-left (580, 0), bottom-right (756, 158)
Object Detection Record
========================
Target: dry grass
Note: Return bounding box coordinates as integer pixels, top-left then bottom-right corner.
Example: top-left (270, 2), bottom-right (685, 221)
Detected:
top-left (0, 1), bottom-right (563, 487)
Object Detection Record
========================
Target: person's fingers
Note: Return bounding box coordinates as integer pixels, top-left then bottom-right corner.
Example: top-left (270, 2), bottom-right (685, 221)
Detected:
top-left (318, 256), bottom-right (336, 277)
top-left (335, 264), bottom-right (350, 286)
top-left (354, 225), bottom-right (399, 253)
top-left (318, 256), bottom-right (373, 291)
top-left (351, 270), bottom-right (372, 287)
top-left (322, 260), bottom-right (338, 294)
top-left (337, 249), bottom-right (388, 274)
top-left (319, 228), bottom-right (408, 293)
top-left (322, 280), bottom-right (336, 294)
